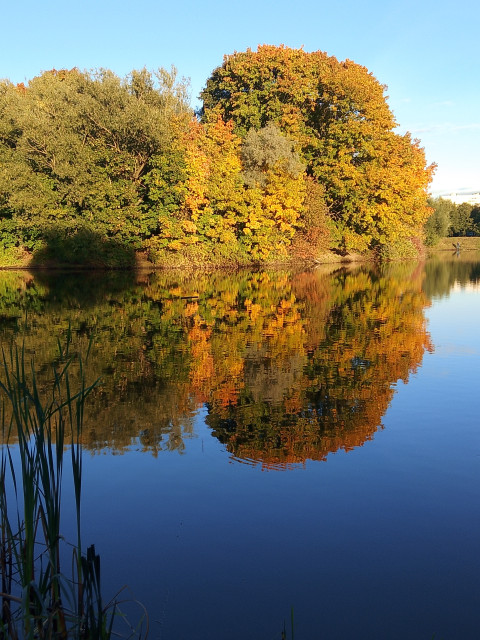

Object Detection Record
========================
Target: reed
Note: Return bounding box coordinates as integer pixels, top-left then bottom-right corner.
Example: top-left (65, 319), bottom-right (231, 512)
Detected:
top-left (281, 607), bottom-right (294, 640)
top-left (0, 338), bottom-right (146, 639)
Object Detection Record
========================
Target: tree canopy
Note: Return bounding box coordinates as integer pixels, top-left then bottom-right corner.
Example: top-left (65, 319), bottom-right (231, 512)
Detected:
top-left (0, 67), bottom-right (191, 258)
top-left (0, 47), bottom-right (436, 266)
top-left (201, 45), bottom-right (435, 253)
top-left (425, 196), bottom-right (480, 245)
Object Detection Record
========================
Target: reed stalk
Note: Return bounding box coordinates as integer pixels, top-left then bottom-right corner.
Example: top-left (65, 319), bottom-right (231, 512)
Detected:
top-left (0, 338), bottom-right (145, 639)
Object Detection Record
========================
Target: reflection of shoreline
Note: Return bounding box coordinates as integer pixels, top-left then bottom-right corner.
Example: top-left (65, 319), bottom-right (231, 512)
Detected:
top-left (423, 257), bottom-right (480, 299)
top-left (451, 281), bottom-right (480, 292)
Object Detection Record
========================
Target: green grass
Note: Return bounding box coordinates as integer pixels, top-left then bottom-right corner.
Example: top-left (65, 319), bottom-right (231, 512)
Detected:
top-left (0, 337), bottom-right (147, 639)
top-left (429, 236), bottom-right (480, 252)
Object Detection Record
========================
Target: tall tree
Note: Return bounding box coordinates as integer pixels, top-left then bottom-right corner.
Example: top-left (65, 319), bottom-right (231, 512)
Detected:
top-left (425, 196), bottom-right (455, 244)
top-left (449, 202), bottom-right (473, 236)
top-left (201, 45), bottom-right (434, 252)
top-left (0, 67), bottom-right (191, 254)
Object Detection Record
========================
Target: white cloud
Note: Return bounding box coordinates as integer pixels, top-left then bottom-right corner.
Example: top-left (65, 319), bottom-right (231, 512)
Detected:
top-left (410, 122), bottom-right (480, 134)
top-left (431, 100), bottom-right (455, 107)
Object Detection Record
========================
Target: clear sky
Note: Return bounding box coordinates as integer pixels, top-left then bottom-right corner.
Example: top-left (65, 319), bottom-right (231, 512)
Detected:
top-left (2, 0), bottom-right (478, 195)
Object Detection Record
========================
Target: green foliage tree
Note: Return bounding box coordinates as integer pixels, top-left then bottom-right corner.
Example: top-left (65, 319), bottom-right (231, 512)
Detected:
top-left (240, 122), bottom-right (304, 187)
top-left (471, 205), bottom-right (480, 234)
top-left (449, 202), bottom-right (474, 236)
top-left (0, 67), bottom-right (191, 260)
top-left (424, 196), bottom-right (454, 245)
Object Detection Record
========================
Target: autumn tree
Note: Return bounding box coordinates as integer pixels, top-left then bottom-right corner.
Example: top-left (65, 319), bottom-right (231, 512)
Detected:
top-left (291, 178), bottom-right (331, 259)
top-left (146, 117), bottom-right (309, 264)
top-left (146, 115), bottom-right (247, 264)
top-left (238, 123), bottom-right (306, 260)
top-left (201, 45), bottom-right (434, 253)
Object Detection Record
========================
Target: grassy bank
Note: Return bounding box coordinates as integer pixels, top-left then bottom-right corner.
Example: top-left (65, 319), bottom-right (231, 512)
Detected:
top-left (429, 236), bottom-right (480, 252)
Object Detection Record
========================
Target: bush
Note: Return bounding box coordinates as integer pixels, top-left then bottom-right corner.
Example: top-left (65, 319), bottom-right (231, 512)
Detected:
top-left (376, 238), bottom-right (421, 261)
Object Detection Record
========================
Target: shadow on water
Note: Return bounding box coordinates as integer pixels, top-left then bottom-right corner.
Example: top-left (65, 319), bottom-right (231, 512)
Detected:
top-left (30, 225), bottom-right (137, 270)
top-left (31, 269), bottom-right (137, 308)
top-left (0, 226), bottom-right (138, 321)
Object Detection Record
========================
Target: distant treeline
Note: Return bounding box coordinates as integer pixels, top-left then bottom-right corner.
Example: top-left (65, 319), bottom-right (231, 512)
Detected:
top-left (0, 46), bottom-right (434, 267)
top-left (425, 197), bottom-right (480, 245)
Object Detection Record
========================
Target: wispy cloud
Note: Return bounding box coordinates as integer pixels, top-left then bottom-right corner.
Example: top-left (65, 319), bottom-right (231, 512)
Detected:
top-left (410, 122), bottom-right (480, 134)
top-left (432, 100), bottom-right (455, 107)
top-left (431, 184), bottom-right (480, 197)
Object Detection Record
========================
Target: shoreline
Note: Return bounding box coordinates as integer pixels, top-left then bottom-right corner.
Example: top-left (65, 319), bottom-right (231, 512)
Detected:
top-left (0, 249), bottom-right (372, 272)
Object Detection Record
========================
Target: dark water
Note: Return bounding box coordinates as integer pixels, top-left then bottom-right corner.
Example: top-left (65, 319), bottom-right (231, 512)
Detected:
top-left (1, 256), bottom-right (479, 639)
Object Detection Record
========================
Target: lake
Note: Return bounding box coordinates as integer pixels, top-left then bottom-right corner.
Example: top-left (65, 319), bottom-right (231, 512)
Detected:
top-left (0, 256), bottom-right (479, 639)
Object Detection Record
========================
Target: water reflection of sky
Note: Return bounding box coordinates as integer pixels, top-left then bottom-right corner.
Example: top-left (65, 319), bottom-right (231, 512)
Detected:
top-left (72, 280), bottom-right (480, 640)
top-left (2, 262), bottom-right (480, 639)
top-left (426, 288), bottom-right (480, 356)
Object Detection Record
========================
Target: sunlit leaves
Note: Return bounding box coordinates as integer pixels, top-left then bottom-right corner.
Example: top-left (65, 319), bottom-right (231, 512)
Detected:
top-left (0, 48), bottom-right (435, 264)
top-left (201, 45), bottom-right (434, 254)
top-left (0, 67), bottom-right (191, 251)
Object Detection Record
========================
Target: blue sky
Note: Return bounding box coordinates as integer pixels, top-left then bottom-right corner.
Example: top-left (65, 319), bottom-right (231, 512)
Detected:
top-left (2, 0), bottom-right (478, 195)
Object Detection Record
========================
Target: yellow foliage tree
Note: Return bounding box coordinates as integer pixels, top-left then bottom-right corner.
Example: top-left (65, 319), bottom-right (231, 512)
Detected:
top-left (201, 45), bottom-right (435, 254)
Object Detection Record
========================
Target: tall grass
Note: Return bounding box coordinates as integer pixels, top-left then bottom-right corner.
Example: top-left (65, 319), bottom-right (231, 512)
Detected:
top-left (0, 339), bottom-right (146, 639)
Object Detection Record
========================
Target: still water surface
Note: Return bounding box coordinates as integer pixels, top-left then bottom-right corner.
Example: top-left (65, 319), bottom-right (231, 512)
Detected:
top-left (1, 257), bottom-right (479, 639)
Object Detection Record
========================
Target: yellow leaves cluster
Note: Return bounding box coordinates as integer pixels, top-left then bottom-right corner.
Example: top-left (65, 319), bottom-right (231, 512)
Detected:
top-left (152, 111), bottom-right (309, 262)
top-left (239, 166), bottom-right (306, 261)
top-left (200, 45), bottom-right (434, 257)
top-left (177, 117), bottom-right (244, 251)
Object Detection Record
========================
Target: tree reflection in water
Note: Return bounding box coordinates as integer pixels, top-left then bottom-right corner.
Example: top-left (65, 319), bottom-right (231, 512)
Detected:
top-left (205, 264), bottom-right (433, 468)
top-left (0, 262), bottom-right (440, 465)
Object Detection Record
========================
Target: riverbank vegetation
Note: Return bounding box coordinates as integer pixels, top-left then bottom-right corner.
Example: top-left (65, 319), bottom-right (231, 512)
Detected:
top-left (0, 46), bottom-right (435, 268)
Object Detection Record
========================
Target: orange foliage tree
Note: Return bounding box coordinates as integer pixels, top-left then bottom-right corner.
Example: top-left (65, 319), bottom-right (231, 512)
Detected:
top-left (201, 45), bottom-right (435, 254)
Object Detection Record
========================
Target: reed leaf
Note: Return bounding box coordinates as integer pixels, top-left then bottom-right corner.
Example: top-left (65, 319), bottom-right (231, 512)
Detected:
top-left (0, 338), bottom-right (145, 639)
